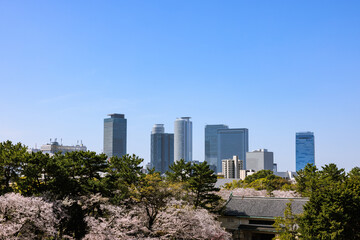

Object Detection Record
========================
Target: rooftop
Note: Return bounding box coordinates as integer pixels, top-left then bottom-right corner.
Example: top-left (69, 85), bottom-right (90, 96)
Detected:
top-left (108, 113), bottom-right (125, 118)
top-left (224, 196), bottom-right (308, 218)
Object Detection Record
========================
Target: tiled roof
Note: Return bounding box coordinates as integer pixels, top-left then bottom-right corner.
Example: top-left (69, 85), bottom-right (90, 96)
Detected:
top-left (223, 196), bottom-right (308, 218)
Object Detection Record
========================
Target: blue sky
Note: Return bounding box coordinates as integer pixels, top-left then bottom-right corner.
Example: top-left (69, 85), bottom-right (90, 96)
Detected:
top-left (1, 1), bottom-right (359, 171)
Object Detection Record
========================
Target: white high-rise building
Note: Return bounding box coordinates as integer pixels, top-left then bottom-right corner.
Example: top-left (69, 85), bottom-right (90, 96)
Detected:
top-left (222, 156), bottom-right (244, 179)
top-left (174, 117), bottom-right (192, 162)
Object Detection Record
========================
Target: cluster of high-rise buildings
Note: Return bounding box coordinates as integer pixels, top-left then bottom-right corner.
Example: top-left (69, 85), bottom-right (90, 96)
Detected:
top-left (102, 113), bottom-right (315, 176)
top-left (27, 113), bottom-right (315, 177)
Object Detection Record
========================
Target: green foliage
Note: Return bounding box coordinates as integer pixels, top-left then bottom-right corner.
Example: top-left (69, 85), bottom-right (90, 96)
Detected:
top-left (223, 179), bottom-right (246, 190)
top-left (273, 201), bottom-right (299, 240)
top-left (166, 160), bottom-right (221, 211)
top-left (130, 172), bottom-right (171, 230)
top-left (104, 154), bottom-right (144, 204)
top-left (244, 169), bottom-right (274, 183)
top-left (224, 170), bottom-right (295, 193)
top-left (0, 141), bottom-right (27, 194)
top-left (295, 163), bottom-right (319, 197)
top-left (188, 161), bottom-right (221, 210)
top-left (16, 151), bottom-right (51, 196)
top-left (166, 159), bottom-right (192, 182)
top-left (294, 163), bottom-right (360, 239)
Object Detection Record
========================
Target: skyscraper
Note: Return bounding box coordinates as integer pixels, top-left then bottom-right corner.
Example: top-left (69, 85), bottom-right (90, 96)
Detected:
top-left (174, 117), bottom-right (192, 162)
top-left (296, 132), bottom-right (315, 171)
top-left (217, 128), bottom-right (248, 172)
top-left (103, 113), bottom-right (127, 158)
top-left (205, 124), bottom-right (228, 172)
top-left (151, 124), bottom-right (174, 174)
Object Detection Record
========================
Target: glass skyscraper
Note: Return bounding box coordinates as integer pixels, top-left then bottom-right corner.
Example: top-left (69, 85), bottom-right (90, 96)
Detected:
top-left (217, 128), bottom-right (249, 173)
top-left (205, 124), bottom-right (228, 172)
top-left (296, 132), bottom-right (315, 171)
top-left (103, 113), bottom-right (127, 158)
top-left (151, 124), bottom-right (174, 174)
top-left (174, 117), bottom-right (192, 162)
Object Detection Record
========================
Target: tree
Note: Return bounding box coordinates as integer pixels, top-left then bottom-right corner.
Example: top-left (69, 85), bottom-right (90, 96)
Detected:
top-left (0, 193), bottom-right (60, 239)
top-left (16, 151), bottom-right (51, 196)
top-left (273, 201), bottom-right (299, 240)
top-left (188, 161), bottom-right (221, 210)
top-left (0, 141), bottom-right (27, 194)
top-left (130, 172), bottom-right (172, 230)
top-left (296, 164), bottom-right (360, 239)
top-left (295, 163), bottom-right (319, 197)
top-left (244, 169), bottom-right (275, 184)
top-left (166, 159), bottom-right (192, 182)
top-left (104, 154), bottom-right (144, 204)
top-left (153, 201), bottom-right (232, 240)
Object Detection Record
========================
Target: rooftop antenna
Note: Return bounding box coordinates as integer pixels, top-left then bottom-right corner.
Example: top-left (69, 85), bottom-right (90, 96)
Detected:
top-left (61, 138), bottom-right (62, 145)
top-left (50, 138), bottom-right (52, 143)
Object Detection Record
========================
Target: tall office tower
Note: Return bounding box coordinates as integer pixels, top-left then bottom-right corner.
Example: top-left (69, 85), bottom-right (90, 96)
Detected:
top-left (296, 132), bottom-right (315, 171)
top-left (217, 128), bottom-right (248, 173)
top-left (151, 124), bottom-right (174, 174)
top-left (246, 149), bottom-right (274, 172)
top-left (104, 113), bottom-right (127, 158)
top-left (174, 117), bottom-right (192, 162)
top-left (205, 124), bottom-right (229, 172)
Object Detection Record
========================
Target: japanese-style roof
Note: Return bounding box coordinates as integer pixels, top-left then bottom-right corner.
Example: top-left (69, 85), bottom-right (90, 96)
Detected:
top-left (223, 196), bottom-right (308, 218)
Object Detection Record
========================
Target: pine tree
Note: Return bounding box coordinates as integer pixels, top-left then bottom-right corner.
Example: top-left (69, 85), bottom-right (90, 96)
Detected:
top-left (188, 161), bottom-right (221, 211)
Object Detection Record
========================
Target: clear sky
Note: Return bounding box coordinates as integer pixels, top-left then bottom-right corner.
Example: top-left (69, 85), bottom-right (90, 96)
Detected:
top-left (1, 1), bottom-right (360, 171)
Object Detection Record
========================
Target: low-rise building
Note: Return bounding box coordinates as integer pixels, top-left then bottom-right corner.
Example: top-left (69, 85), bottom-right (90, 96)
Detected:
top-left (32, 139), bottom-right (87, 156)
top-left (219, 196), bottom-right (308, 240)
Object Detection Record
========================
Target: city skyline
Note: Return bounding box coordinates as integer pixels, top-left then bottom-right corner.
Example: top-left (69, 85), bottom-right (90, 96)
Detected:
top-left (1, 1), bottom-right (360, 171)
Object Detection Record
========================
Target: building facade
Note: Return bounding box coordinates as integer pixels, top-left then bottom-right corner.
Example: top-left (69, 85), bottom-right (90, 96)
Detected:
top-left (39, 139), bottom-right (87, 156)
top-left (205, 124), bottom-right (229, 172)
top-left (296, 132), bottom-right (315, 171)
top-left (246, 149), bottom-right (274, 172)
top-left (104, 113), bottom-right (127, 158)
top-left (174, 117), bottom-right (192, 162)
top-left (150, 124), bottom-right (174, 174)
top-left (217, 128), bottom-right (248, 173)
top-left (222, 156), bottom-right (244, 179)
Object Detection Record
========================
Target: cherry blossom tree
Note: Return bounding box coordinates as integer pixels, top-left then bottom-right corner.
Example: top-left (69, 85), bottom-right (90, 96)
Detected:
top-left (0, 193), bottom-right (60, 239)
top-left (218, 188), bottom-right (300, 199)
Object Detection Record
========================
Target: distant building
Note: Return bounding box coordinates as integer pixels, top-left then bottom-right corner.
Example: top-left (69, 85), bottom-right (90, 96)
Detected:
top-left (273, 163), bottom-right (278, 173)
top-left (174, 117), bottom-right (192, 162)
top-left (141, 163), bottom-right (152, 174)
top-left (150, 124), bottom-right (174, 174)
top-left (205, 124), bottom-right (229, 172)
top-left (222, 156), bottom-right (244, 179)
top-left (274, 171), bottom-right (297, 182)
top-left (104, 113), bottom-right (127, 158)
top-left (217, 128), bottom-right (249, 172)
top-left (296, 132), bottom-right (315, 171)
top-left (40, 139), bottom-right (87, 155)
top-left (246, 149), bottom-right (274, 172)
